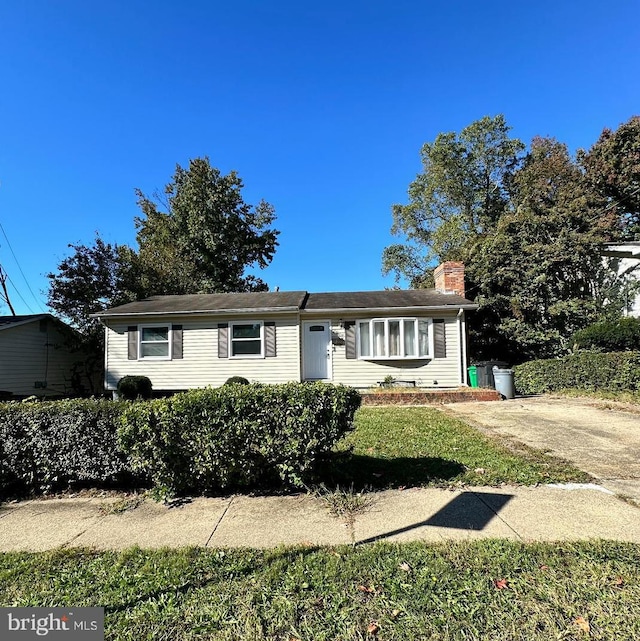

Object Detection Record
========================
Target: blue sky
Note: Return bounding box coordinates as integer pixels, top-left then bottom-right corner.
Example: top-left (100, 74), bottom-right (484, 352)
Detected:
top-left (0, 0), bottom-right (638, 315)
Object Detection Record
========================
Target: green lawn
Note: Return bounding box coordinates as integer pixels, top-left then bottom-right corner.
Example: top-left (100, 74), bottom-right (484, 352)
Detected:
top-left (1, 541), bottom-right (638, 640)
top-left (1, 406), bottom-right (635, 639)
top-left (323, 406), bottom-right (591, 490)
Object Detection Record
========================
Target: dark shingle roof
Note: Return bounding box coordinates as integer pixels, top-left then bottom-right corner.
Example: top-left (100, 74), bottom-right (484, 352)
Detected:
top-left (0, 314), bottom-right (48, 330)
top-left (97, 291), bottom-right (308, 317)
top-left (97, 289), bottom-right (476, 317)
top-left (304, 290), bottom-right (474, 310)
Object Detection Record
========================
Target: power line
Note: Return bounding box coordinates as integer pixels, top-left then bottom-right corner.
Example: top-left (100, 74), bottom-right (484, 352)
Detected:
top-left (0, 267), bottom-right (16, 315)
top-left (2, 267), bottom-right (35, 314)
top-left (0, 221), bottom-right (47, 312)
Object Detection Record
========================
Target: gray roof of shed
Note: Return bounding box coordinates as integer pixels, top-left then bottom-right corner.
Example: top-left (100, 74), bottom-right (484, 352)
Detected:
top-left (0, 314), bottom-right (48, 330)
top-left (0, 314), bottom-right (78, 334)
top-left (97, 288), bottom-right (476, 318)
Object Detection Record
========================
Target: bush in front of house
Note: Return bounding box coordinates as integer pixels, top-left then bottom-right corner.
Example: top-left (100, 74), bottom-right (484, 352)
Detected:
top-left (0, 399), bottom-right (139, 496)
top-left (224, 376), bottom-right (250, 385)
top-left (570, 317), bottom-right (640, 352)
top-left (117, 375), bottom-right (153, 400)
top-left (118, 382), bottom-right (362, 498)
top-left (514, 351), bottom-right (640, 395)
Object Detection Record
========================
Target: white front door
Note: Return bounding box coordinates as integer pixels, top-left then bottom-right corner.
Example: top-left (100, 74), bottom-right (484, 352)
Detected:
top-left (303, 321), bottom-right (331, 380)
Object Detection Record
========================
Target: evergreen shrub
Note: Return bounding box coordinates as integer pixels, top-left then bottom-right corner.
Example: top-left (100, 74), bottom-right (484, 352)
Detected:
top-left (514, 351), bottom-right (640, 395)
top-left (224, 376), bottom-right (250, 385)
top-left (118, 382), bottom-right (362, 498)
top-left (0, 399), bottom-right (137, 496)
top-left (117, 376), bottom-right (153, 400)
top-left (571, 317), bottom-right (640, 352)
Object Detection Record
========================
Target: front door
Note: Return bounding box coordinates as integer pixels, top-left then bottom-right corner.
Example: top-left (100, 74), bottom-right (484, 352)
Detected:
top-left (303, 321), bottom-right (331, 380)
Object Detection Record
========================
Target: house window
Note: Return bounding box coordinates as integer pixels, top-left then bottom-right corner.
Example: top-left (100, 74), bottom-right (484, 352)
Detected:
top-left (139, 325), bottom-right (170, 359)
top-left (357, 318), bottom-right (431, 359)
top-left (230, 321), bottom-right (264, 358)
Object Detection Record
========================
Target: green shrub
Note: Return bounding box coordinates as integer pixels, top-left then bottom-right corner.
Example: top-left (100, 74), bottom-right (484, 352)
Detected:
top-left (117, 375), bottom-right (153, 400)
top-left (224, 376), bottom-right (250, 385)
top-left (0, 399), bottom-right (139, 496)
top-left (514, 351), bottom-right (640, 395)
top-left (571, 317), bottom-right (640, 352)
top-left (118, 382), bottom-right (362, 498)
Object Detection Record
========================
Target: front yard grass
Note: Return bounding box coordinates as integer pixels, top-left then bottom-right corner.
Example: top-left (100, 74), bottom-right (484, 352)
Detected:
top-left (325, 406), bottom-right (591, 489)
top-left (1, 540), bottom-right (638, 640)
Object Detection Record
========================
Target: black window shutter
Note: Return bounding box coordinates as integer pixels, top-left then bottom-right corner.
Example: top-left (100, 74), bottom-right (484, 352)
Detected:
top-left (218, 323), bottom-right (229, 358)
top-left (264, 321), bottom-right (276, 357)
top-left (433, 319), bottom-right (446, 358)
top-left (345, 321), bottom-right (357, 359)
top-left (172, 325), bottom-right (183, 359)
top-left (127, 326), bottom-right (138, 360)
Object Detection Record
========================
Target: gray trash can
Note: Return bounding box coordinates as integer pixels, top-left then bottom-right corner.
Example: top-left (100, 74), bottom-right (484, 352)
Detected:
top-left (473, 361), bottom-right (509, 388)
top-left (492, 366), bottom-right (515, 399)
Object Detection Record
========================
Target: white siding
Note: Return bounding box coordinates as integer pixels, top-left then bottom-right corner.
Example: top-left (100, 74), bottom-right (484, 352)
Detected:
top-left (104, 314), bottom-right (301, 391)
top-left (0, 320), bottom-right (86, 397)
top-left (617, 257), bottom-right (640, 317)
top-left (325, 314), bottom-right (463, 389)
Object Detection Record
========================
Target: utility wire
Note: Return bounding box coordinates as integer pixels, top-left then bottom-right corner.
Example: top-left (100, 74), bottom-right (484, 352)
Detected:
top-left (589, 184), bottom-right (640, 224)
top-left (2, 267), bottom-right (35, 313)
top-left (0, 221), bottom-right (47, 312)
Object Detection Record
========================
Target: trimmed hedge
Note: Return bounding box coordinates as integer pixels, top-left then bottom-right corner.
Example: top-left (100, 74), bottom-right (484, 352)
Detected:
top-left (514, 351), bottom-right (640, 395)
top-left (0, 399), bottom-right (138, 496)
top-left (119, 382), bottom-right (362, 497)
top-left (571, 317), bottom-right (640, 352)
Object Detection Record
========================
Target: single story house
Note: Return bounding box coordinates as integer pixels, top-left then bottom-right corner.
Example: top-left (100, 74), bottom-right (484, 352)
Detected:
top-left (0, 314), bottom-right (92, 398)
top-left (95, 262), bottom-right (477, 393)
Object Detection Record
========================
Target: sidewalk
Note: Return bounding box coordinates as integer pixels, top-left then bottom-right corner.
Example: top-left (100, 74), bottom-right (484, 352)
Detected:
top-left (1, 484), bottom-right (639, 552)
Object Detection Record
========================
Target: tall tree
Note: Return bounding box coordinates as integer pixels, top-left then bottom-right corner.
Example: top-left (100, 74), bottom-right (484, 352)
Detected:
top-left (135, 157), bottom-right (279, 295)
top-left (46, 235), bottom-right (136, 393)
top-left (579, 116), bottom-right (640, 240)
top-left (47, 236), bottom-right (136, 332)
top-left (383, 115), bottom-right (525, 285)
top-left (470, 137), bottom-right (610, 361)
top-left (385, 118), bottom-right (630, 363)
top-left (47, 158), bottom-right (280, 393)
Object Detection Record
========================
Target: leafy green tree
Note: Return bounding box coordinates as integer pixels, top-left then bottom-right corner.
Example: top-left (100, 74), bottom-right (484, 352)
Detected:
top-left (383, 115), bottom-right (525, 285)
top-left (46, 235), bottom-right (136, 393)
top-left (47, 158), bottom-right (280, 393)
top-left (385, 117), bottom-right (630, 363)
top-left (579, 115), bottom-right (640, 240)
top-left (134, 157), bottom-right (279, 295)
top-left (470, 137), bottom-right (610, 361)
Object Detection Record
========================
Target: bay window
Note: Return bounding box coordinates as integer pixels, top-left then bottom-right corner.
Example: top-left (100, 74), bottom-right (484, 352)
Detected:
top-left (357, 318), bottom-right (431, 359)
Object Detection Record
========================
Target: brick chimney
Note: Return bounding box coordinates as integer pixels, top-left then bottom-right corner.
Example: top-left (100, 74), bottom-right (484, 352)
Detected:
top-left (434, 261), bottom-right (466, 297)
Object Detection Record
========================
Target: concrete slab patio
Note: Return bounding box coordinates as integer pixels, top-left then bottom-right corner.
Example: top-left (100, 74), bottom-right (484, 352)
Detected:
top-left (1, 484), bottom-right (639, 552)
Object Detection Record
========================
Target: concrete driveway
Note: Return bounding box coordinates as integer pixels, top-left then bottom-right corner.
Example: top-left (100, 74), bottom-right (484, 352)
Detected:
top-left (443, 396), bottom-right (640, 504)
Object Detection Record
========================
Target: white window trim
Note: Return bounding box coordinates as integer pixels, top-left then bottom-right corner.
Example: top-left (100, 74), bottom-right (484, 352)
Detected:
top-left (229, 320), bottom-right (265, 359)
top-left (138, 324), bottom-right (172, 360)
top-left (357, 317), bottom-right (433, 360)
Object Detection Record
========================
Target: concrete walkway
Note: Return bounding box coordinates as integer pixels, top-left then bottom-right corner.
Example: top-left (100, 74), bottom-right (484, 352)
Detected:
top-left (443, 395), bottom-right (640, 505)
top-left (1, 484), bottom-right (639, 552)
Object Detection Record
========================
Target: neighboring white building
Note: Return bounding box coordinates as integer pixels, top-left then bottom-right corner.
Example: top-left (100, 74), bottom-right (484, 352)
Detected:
top-left (602, 243), bottom-right (640, 317)
top-left (0, 314), bottom-right (90, 398)
top-left (95, 263), bottom-right (477, 393)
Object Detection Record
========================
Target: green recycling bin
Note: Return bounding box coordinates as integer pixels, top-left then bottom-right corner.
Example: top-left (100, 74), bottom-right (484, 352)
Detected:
top-left (468, 366), bottom-right (478, 388)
